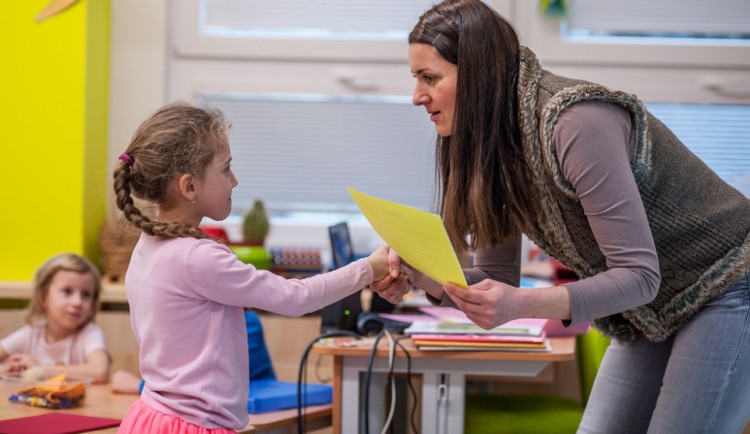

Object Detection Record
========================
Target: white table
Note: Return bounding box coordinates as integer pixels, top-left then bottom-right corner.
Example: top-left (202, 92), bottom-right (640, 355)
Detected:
top-left (313, 336), bottom-right (576, 434)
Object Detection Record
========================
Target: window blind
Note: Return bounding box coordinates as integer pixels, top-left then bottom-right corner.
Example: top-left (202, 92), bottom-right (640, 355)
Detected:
top-left (198, 93), bottom-right (438, 214)
top-left (646, 103), bottom-right (750, 197)
top-left (199, 0), bottom-right (439, 39)
top-left (565, 0), bottom-right (750, 39)
top-left (202, 95), bottom-right (750, 216)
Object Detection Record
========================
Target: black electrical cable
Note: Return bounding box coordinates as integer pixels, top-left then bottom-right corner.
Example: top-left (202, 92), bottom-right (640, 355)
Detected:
top-left (363, 328), bottom-right (420, 434)
top-left (395, 335), bottom-right (419, 434)
top-left (362, 330), bottom-right (386, 434)
top-left (296, 327), bottom-right (417, 434)
top-left (382, 329), bottom-right (398, 434)
top-left (297, 330), bottom-right (360, 434)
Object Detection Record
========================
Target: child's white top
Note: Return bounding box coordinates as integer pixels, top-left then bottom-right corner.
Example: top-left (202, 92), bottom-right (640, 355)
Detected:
top-left (0, 322), bottom-right (107, 366)
top-left (126, 233), bottom-right (373, 430)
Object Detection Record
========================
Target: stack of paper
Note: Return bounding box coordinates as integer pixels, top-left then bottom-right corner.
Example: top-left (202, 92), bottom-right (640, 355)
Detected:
top-left (403, 307), bottom-right (551, 352)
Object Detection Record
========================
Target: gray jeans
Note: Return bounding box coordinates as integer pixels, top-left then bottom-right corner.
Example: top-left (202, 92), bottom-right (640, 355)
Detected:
top-left (578, 272), bottom-right (750, 434)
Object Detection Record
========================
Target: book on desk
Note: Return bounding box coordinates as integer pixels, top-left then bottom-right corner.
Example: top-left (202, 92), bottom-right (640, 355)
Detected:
top-left (377, 306), bottom-right (560, 352)
top-left (405, 318), bottom-right (552, 351)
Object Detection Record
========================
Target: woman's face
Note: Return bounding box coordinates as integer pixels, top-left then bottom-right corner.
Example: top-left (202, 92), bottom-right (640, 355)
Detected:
top-left (409, 43), bottom-right (458, 137)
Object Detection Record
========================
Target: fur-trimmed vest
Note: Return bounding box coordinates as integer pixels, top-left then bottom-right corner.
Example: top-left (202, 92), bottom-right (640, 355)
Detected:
top-left (517, 46), bottom-right (750, 343)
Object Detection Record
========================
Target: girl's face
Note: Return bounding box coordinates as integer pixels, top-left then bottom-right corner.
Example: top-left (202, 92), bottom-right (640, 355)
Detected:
top-left (194, 141), bottom-right (238, 222)
top-left (409, 43), bottom-right (458, 137)
top-left (42, 270), bottom-right (97, 339)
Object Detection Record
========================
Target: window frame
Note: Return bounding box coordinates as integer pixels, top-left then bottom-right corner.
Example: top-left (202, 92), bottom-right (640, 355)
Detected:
top-left (514, 1), bottom-right (750, 69)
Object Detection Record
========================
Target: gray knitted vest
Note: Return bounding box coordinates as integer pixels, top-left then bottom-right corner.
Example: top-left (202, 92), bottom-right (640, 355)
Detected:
top-left (517, 46), bottom-right (750, 343)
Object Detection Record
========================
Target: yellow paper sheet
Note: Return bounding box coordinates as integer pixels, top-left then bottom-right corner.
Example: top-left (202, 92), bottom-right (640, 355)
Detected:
top-left (349, 188), bottom-right (467, 287)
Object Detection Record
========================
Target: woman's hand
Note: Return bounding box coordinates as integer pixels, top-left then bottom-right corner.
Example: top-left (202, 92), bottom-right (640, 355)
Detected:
top-left (443, 279), bottom-right (521, 329)
top-left (370, 249), bottom-right (413, 304)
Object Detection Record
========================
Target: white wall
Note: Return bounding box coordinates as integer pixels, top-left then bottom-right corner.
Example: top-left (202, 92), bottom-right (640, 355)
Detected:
top-left (107, 0), bottom-right (168, 207)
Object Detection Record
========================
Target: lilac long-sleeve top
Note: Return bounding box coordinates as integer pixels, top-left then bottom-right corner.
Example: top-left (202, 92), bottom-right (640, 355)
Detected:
top-left (125, 234), bottom-right (373, 430)
top-left (421, 100), bottom-right (661, 325)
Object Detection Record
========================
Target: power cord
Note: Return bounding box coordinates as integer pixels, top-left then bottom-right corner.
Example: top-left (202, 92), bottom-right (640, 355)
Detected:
top-left (380, 328), bottom-right (397, 434)
top-left (394, 335), bottom-right (420, 434)
top-left (297, 320), bottom-right (419, 434)
top-left (297, 330), bottom-right (360, 434)
top-left (362, 328), bottom-right (420, 434)
top-left (378, 332), bottom-right (421, 434)
top-left (313, 352), bottom-right (330, 383)
top-left (363, 330), bottom-right (386, 434)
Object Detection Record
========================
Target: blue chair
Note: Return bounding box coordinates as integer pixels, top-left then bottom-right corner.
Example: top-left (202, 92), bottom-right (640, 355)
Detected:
top-left (245, 309), bottom-right (276, 382)
top-left (245, 310), bottom-right (334, 414)
top-left (464, 328), bottom-right (610, 434)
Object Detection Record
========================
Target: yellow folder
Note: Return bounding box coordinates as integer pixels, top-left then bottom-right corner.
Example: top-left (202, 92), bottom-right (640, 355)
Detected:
top-left (348, 188), bottom-right (467, 287)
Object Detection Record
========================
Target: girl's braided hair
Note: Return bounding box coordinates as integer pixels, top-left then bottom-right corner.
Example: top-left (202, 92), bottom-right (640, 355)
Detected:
top-left (113, 101), bottom-right (229, 239)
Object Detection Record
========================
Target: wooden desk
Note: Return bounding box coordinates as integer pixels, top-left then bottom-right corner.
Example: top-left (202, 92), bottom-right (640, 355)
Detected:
top-left (246, 404), bottom-right (332, 433)
top-left (313, 336), bottom-right (576, 434)
top-left (0, 382), bottom-right (338, 434)
top-left (0, 384), bottom-right (263, 433)
top-left (0, 384), bottom-right (137, 433)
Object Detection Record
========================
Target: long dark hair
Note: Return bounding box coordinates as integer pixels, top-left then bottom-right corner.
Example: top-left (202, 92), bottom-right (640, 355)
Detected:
top-left (410, 0), bottom-right (535, 252)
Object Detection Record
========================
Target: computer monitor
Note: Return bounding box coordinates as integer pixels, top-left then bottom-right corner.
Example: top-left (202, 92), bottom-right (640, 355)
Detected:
top-left (329, 222), bottom-right (355, 269)
top-left (320, 222), bottom-right (393, 334)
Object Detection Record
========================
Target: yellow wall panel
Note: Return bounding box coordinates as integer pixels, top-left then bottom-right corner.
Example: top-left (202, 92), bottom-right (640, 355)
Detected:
top-left (0, 1), bottom-right (109, 281)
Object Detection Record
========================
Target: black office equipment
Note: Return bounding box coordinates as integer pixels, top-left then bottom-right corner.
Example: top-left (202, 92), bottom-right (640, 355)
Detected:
top-left (356, 312), bottom-right (411, 335)
top-left (320, 222), bottom-right (393, 334)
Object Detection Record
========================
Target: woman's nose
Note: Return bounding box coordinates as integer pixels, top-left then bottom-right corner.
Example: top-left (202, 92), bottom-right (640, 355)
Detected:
top-left (412, 88), bottom-right (429, 106)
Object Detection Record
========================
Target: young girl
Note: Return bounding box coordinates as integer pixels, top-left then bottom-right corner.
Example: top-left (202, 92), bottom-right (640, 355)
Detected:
top-left (0, 253), bottom-right (111, 383)
top-left (113, 101), bottom-right (392, 433)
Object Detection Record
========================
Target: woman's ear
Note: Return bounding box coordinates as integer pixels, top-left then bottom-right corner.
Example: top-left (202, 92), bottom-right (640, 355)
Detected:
top-left (175, 173), bottom-right (196, 203)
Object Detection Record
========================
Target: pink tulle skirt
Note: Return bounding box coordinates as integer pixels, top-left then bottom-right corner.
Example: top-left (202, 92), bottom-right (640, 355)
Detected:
top-left (118, 398), bottom-right (237, 434)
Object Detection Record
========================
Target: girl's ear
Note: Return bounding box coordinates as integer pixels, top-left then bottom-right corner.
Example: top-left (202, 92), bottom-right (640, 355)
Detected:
top-left (175, 173), bottom-right (196, 202)
top-left (40, 290), bottom-right (49, 311)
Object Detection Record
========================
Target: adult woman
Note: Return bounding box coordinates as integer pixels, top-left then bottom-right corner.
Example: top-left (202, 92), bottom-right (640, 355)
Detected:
top-left (373, 0), bottom-right (750, 432)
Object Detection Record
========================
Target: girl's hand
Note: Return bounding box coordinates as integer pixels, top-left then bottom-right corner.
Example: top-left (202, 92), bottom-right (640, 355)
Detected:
top-left (370, 249), bottom-right (413, 304)
top-left (4, 353), bottom-right (39, 373)
top-left (366, 245), bottom-right (392, 281)
top-left (443, 279), bottom-right (521, 329)
top-left (111, 370), bottom-right (143, 394)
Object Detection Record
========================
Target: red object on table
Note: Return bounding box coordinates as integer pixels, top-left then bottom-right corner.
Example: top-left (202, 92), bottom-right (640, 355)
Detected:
top-left (0, 413), bottom-right (120, 434)
top-left (201, 225), bottom-right (230, 244)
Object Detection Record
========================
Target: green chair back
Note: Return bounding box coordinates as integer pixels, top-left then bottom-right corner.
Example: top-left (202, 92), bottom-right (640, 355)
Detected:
top-left (577, 328), bottom-right (610, 404)
top-left (464, 328), bottom-right (610, 434)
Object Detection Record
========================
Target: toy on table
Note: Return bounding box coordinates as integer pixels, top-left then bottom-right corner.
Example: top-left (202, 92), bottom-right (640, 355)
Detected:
top-left (7, 372), bottom-right (87, 409)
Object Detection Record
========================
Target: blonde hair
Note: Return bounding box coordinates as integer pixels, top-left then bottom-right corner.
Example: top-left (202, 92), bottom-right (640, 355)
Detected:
top-left (26, 253), bottom-right (102, 326)
top-left (113, 101), bottom-right (230, 239)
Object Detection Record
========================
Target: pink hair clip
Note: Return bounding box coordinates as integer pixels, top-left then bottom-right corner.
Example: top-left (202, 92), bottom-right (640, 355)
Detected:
top-left (118, 153), bottom-right (134, 166)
